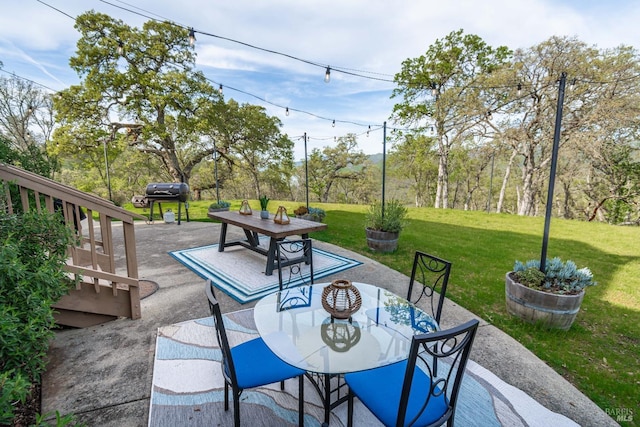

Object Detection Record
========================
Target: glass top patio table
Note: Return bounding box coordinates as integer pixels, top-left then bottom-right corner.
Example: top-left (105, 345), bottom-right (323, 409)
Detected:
top-left (253, 282), bottom-right (439, 375)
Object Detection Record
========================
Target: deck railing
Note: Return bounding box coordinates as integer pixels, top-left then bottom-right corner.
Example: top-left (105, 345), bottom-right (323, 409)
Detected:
top-left (0, 163), bottom-right (145, 327)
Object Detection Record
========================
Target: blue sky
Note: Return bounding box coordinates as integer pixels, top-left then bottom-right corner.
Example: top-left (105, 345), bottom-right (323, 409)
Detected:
top-left (1, 0), bottom-right (639, 160)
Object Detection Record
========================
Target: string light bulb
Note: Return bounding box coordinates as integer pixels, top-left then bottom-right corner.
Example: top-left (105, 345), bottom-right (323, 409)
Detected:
top-left (487, 110), bottom-right (493, 120)
top-left (218, 84), bottom-right (223, 94)
top-left (517, 83), bottom-right (522, 96)
top-left (285, 107), bottom-right (290, 116)
top-left (117, 40), bottom-right (124, 55)
top-left (332, 120), bottom-right (335, 127)
top-left (367, 125), bottom-right (370, 137)
top-left (324, 66), bottom-right (331, 83)
top-left (570, 78), bottom-right (577, 90)
top-left (431, 82), bottom-right (437, 97)
top-left (189, 28), bottom-right (196, 46)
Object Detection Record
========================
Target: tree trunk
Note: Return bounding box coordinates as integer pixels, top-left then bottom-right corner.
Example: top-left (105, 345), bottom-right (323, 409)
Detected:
top-left (436, 151), bottom-right (449, 209)
top-left (518, 158), bottom-right (536, 216)
top-left (497, 149), bottom-right (517, 214)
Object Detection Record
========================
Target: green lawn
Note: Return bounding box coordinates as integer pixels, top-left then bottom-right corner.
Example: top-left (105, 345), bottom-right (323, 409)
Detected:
top-left (129, 199), bottom-right (639, 423)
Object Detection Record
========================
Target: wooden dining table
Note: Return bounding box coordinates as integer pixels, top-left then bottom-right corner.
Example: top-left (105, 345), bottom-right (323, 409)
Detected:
top-left (207, 210), bottom-right (327, 275)
top-left (253, 282), bottom-right (439, 424)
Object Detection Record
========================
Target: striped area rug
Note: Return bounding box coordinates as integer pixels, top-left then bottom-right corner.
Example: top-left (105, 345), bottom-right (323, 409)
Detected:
top-left (149, 310), bottom-right (580, 427)
top-left (169, 238), bottom-right (361, 303)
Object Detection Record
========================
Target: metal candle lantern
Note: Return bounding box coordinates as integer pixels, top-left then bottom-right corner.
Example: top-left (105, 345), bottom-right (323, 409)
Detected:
top-left (239, 199), bottom-right (252, 215)
top-left (274, 206), bottom-right (290, 224)
top-left (321, 279), bottom-right (362, 320)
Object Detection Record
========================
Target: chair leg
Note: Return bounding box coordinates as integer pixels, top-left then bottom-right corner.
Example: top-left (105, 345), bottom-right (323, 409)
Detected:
top-left (298, 375), bottom-right (305, 426)
top-left (347, 390), bottom-right (354, 427)
top-left (233, 392), bottom-right (241, 427)
top-left (224, 382), bottom-right (229, 411)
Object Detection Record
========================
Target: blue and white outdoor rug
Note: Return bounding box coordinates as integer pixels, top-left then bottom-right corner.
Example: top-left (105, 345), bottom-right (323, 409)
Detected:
top-left (169, 238), bottom-right (362, 303)
top-left (149, 310), bottom-right (580, 427)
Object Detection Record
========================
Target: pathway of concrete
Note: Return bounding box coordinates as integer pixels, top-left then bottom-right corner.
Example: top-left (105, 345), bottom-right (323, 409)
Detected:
top-left (41, 221), bottom-right (617, 426)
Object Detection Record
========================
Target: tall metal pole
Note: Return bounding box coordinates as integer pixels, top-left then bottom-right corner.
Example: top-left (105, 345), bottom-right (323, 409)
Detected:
top-left (304, 132), bottom-right (309, 210)
top-left (213, 139), bottom-right (220, 203)
top-left (540, 72), bottom-right (567, 272)
top-left (381, 122), bottom-right (387, 223)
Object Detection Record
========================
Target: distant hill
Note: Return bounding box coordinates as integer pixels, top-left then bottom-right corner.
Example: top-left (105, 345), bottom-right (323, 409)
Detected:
top-left (367, 153), bottom-right (384, 165)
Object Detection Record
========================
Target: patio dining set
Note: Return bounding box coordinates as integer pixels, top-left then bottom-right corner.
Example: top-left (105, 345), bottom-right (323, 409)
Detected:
top-left (204, 219), bottom-right (480, 427)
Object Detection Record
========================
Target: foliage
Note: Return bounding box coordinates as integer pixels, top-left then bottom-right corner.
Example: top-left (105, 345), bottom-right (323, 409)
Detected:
top-left (0, 210), bottom-right (75, 425)
top-left (392, 29), bottom-right (511, 209)
top-left (388, 134), bottom-right (438, 207)
top-left (513, 258), bottom-right (596, 294)
top-left (306, 135), bottom-right (369, 203)
top-left (213, 100), bottom-right (294, 197)
top-left (54, 12), bottom-right (218, 187)
top-left (208, 200), bottom-right (230, 209)
top-left (0, 370), bottom-right (30, 424)
top-left (0, 75), bottom-right (59, 180)
top-left (292, 205), bottom-right (326, 222)
top-left (259, 195), bottom-right (270, 210)
top-left (365, 199), bottom-right (407, 233)
top-left (0, 132), bottom-right (57, 182)
top-left (34, 410), bottom-right (85, 427)
top-left (293, 205), bottom-right (308, 216)
top-left (307, 207), bottom-right (326, 222)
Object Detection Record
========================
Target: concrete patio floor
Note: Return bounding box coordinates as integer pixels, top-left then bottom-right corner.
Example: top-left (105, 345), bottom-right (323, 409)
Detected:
top-left (41, 221), bottom-right (617, 426)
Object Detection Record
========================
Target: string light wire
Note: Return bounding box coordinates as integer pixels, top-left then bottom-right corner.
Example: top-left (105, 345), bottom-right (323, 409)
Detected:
top-left (25, 0), bottom-right (640, 141)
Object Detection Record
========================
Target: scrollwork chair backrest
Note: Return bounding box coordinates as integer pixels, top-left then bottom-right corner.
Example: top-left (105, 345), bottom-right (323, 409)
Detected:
top-left (406, 251), bottom-right (452, 324)
top-left (276, 238), bottom-right (314, 291)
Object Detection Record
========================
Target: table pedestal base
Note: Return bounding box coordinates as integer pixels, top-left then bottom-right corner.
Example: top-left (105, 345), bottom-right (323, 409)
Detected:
top-left (305, 372), bottom-right (349, 425)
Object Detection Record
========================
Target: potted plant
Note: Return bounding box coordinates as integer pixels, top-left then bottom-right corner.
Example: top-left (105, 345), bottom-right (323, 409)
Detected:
top-left (505, 257), bottom-right (596, 330)
top-left (259, 195), bottom-right (270, 219)
top-left (365, 199), bottom-right (407, 252)
top-left (208, 200), bottom-right (231, 212)
top-left (294, 205), bottom-right (326, 222)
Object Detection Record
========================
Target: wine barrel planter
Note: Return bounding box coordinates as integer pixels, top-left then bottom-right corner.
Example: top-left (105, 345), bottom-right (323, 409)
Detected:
top-left (505, 272), bottom-right (585, 330)
top-left (365, 228), bottom-right (399, 252)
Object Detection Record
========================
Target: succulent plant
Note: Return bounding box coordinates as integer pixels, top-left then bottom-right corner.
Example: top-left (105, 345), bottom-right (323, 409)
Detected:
top-left (259, 195), bottom-right (270, 210)
top-left (513, 257), bottom-right (596, 294)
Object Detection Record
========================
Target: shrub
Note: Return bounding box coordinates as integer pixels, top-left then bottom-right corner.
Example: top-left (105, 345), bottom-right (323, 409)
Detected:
top-left (208, 200), bottom-right (230, 209)
top-left (307, 207), bottom-right (326, 222)
top-left (293, 205), bottom-right (308, 216)
top-left (0, 210), bottom-right (75, 424)
top-left (293, 206), bottom-right (326, 222)
top-left (365, 199), bottom-right (407, 233)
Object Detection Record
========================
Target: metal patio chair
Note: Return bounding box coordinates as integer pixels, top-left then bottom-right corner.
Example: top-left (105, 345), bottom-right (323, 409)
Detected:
top-left (344, 319), bottom-right (479, 427)
top-left (205, 280), bottom-right (305, 427)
